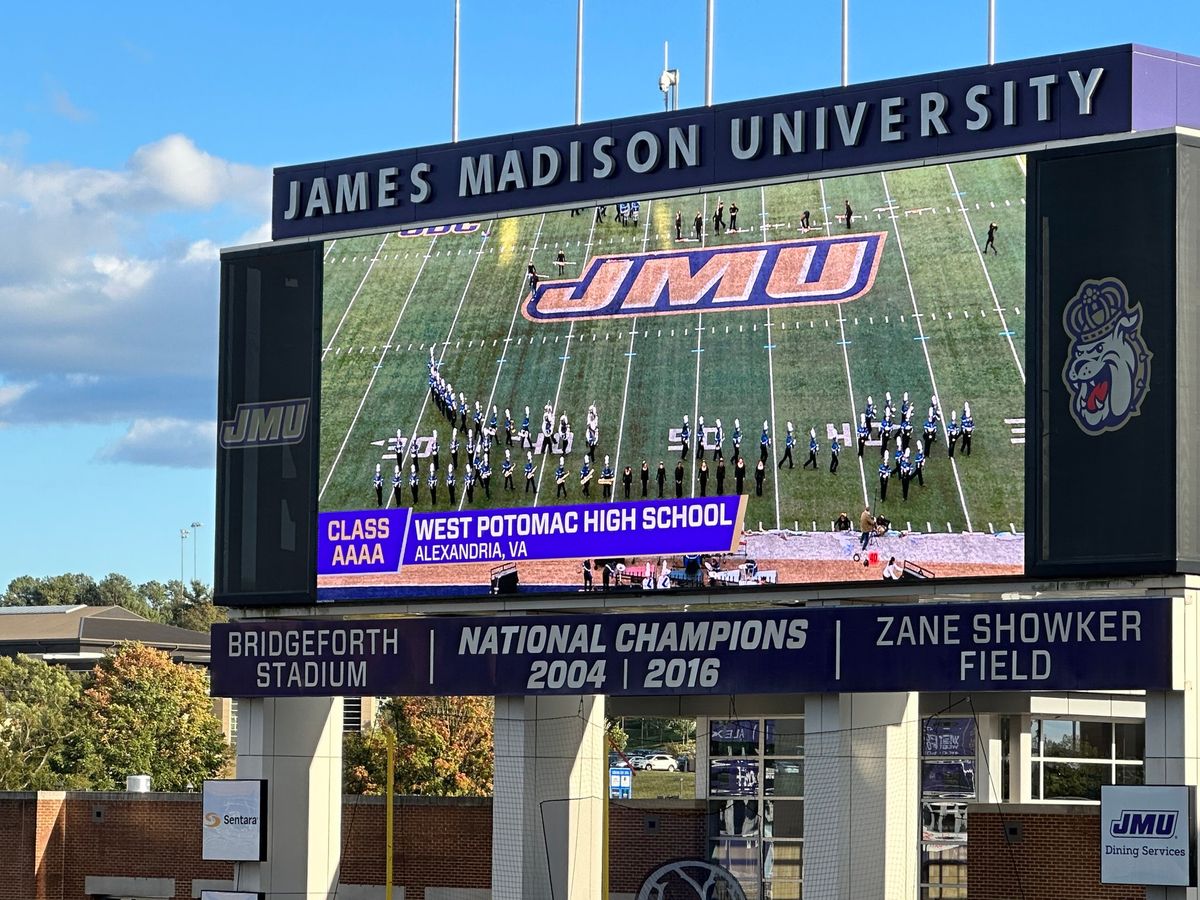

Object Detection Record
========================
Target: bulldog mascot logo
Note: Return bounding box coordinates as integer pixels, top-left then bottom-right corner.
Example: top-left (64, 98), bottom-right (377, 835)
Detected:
top-left (1061, 277), bottom-right (1152, 435)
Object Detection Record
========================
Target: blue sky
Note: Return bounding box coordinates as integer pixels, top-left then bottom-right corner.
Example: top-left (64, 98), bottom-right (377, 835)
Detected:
top-left (1, 1), bottom-right (1197, 590)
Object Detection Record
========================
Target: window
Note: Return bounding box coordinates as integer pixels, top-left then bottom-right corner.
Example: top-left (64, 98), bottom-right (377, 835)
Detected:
top-left (920, 717), bottom-right (975, 899)
top-left (343, 697), bottom-right (363, 733)
top-left (1030, 719), bottom-right (1144, 801)
top-left (707, 716), bottom-right (804, 900)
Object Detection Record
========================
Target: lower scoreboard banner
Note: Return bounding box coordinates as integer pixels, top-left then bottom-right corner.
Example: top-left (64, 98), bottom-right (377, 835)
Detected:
top-left (318, 496), bottom-right (745, 573)
top-left (211, 596), bottom-right (1172, 697)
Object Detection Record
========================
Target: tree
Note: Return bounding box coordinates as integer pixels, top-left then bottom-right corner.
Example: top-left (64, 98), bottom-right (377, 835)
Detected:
top-left (97, 573), bottom-right (159, 621)
top-left (72, 643), bottom-right (231, 791)
top-left (170, 580), bottom-right (227, 632)
top-left (380, 696), bottom-right (494, 796)
top-left (0, 655), bottom-right (93, 790)
top-left (343, 728), bottom-right (392, 795)
top-left (606, 717), bottom-right (629, 752)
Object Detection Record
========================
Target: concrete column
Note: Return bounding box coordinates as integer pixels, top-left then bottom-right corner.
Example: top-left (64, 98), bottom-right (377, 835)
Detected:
top-left (234, 696), bottom-right (344, 900)
top-left (1008, 714), bottom-right (1032, 803)
top-left (975, 715), bottom-right (1004, 804)
top-left (803, 692), bottom-right (919, 900)
top-left (492, 695), bottom-right (605, 900)
top-left (1145, 594), bottom-right (1199, 900)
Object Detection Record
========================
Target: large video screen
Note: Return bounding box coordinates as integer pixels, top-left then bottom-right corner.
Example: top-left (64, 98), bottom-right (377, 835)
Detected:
top-left (316, 157), bottom-right (1025, 600)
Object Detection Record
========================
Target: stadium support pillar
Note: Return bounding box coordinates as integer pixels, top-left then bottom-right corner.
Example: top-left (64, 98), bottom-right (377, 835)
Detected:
top-left (804, 692), bottom-right (919, 899)
top-left (492, 694), bottom-right (605, 900)
top-left (1007, 713), bottom-right (1033, 802)
top-left (1144, 596), bottom-right (1200, 900)
top-left (975, 715), bottom-right (1003, 803)
top-left (234, 697), bottom-right (344, 900)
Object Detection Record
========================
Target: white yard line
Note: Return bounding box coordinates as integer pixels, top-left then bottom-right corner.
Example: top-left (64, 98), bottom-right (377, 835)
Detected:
top-left (820, 178), bottom-right (871, 508)
top-left (690, 195), bottom-right (708, 498)
top-left (319, 233), bottom-right (442, 502)
top-left (761, 186), bottom-right (781, 530)
top-left (945, 164), bottom-right (1025, 384)
top-left (880, 171), bottom-right (973, 531)
top-left (322, 232), bottom-right (390, 361)
top-left (609, 201), bottom-right (655, 501)
top-left (322, 238), bottom-right (338, 261)
top-left (534, 212), bottom-right (600, 503)
top-left (386, 228), bottom-right (498, 508)
top-left (461, 214), bottom-right (548, 510)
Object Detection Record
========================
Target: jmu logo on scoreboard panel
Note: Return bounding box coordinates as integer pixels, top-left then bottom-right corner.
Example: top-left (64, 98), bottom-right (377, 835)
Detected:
top-left (523, 233), bottom-right (886, 322)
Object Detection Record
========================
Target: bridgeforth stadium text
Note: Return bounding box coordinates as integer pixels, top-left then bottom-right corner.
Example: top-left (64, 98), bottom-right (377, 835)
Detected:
top-left (224, 627), bottom-right (399, 689)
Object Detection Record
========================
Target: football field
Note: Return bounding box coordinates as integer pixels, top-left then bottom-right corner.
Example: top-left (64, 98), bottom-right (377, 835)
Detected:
top-left (317, 156), bottom-right (1027, 585)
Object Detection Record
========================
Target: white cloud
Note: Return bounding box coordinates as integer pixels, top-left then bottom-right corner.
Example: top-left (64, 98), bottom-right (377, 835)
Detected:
top-left (130, 134), bottom-right (268, 211)
top-left (0, 134), bottom-right (270, 441)
top-left (49, 86), bottom-right (92, 123)
top-left (97, 417), bottom-right (216, 468)
top-left (184, 239), bottom-right (220, 263)
top-left (0, 381), bottom-right (33, 412)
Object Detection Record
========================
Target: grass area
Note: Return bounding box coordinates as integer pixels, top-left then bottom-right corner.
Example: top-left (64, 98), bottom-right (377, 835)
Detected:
top-left (319, 156), bottom-right (1027, 538)
top-left (631, 769), bottom-right (696, 800)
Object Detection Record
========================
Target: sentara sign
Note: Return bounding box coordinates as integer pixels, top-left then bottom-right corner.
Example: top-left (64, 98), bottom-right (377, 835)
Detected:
top-left (1101, 785), bottom-right (1195, 886)
top-left (202, 779), bottom-right (267, 862)
top-left (273, 45), bottom-right (1173, 240)
top-left (211, 597), bottom-right (1172, 698)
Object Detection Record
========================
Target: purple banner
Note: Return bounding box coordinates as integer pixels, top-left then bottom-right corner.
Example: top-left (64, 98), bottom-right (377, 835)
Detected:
top-left (318, 508), bottom-right (411, 575)
top-left (317, 496), bottom-right (745, 575)
top-left (273, 47), bottom-right (1162, 240)
top-left (210, 596), bottom-right (1172, 698)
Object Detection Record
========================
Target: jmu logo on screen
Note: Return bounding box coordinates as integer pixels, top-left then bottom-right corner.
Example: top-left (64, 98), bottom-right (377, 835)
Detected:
top-left (1110, 810), bottom-right (1178, 838)
top-left (220, 399), bottom-right (310, 449)
top-left (523, 234), bottom-right (885, 322)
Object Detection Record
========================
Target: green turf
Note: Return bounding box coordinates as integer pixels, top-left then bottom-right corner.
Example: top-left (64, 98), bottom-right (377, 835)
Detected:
top-left (631, 769), bottom-right (696, 800)
top-left (317, 157), bottom-right (1028, 540)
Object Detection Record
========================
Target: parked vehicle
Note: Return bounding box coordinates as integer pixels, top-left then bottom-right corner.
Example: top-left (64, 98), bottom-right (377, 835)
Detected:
top-left (640, 753), bottom-right (679, 772)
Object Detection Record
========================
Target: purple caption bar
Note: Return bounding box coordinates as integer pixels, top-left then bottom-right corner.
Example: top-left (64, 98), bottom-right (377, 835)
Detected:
top-left (318, 496), bottom-right (746, 575)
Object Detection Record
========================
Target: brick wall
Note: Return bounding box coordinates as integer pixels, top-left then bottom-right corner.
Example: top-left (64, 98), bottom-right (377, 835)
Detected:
top-left (608, 800), bottom-right (708, 893)
top-left (0, 792), bottom-right (703, 900)
top-left (0, 796), bottom-right (36, 900)
top-left (969, 804), bottom-right (1145, 900)
top-left (339, 795), bottom-right (493, 896)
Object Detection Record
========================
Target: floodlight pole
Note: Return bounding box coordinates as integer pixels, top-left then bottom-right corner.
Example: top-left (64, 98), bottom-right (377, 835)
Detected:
top-left (841, 0), bottom-right (849, 86)
top-left (575, 0), bottom-right (583, 125)
top-left (704, 0), bottom-right (714, 106)
top-left (987, 0), bottom-right (996, 65)
top-left (452, 0), bottom-right (460, 142)
top-left (179, 528), bottom-right (188, 587)
top-left (191, 521), bottom-right (202, 583)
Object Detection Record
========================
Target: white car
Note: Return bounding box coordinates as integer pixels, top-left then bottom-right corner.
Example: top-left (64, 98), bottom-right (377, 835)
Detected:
top-left (640, 753), bottom-right (679, 772)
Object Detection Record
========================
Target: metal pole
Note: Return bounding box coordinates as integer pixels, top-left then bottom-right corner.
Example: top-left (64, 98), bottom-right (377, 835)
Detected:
top-left (841, 0), bottom-right (849, 86)
top-left (191, 521), bottom-right (202, 583)
top-left (452, 0), bottom-right (460, 142)
top-left (704, 0), bottom-right (714, 106)
top-left (987, 0), bottom-right (995, 65)
top-left (575, 0), bottom-right (583, 125)
top-left (179, 529), bottom-right (188, 586)
top-left (385, 731), bottom-right (395, 900)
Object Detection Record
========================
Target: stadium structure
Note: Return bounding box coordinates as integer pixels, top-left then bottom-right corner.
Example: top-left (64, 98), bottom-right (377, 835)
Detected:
top-left (205, 42), bottom-right (1200, 900)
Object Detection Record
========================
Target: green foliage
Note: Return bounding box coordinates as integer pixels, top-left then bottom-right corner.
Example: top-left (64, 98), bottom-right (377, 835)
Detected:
top-left (605, 717), bottom-right (629, 752)
top-left (0, 644), bottom-right (231, 792)
top-left (343, 728), bottom-right (392, 795)
top-left (0, 655), bottom-right (91, 790)
top-left (368, 697), bottom-right (494, 796)
top-left (1, 572), bottom-right (227, 633)
top-left (72, 642), bottom-right (231, 791)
